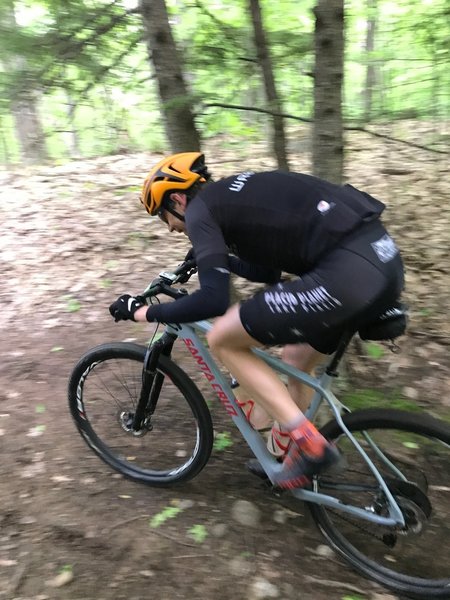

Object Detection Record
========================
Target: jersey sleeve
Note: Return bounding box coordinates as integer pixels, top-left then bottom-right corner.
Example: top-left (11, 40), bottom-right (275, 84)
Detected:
top-left (185, 196), bottom-right (230, 271)
top-left (145, 267), bottom-right (230, 324)
top-left (145, 196), bottom-right (233, 325)
top-left (227, 255), bottom-right (281, 284)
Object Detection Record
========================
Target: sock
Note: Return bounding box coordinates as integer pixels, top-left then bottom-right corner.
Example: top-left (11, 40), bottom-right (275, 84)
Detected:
top-left (267, 422), bottom-right (291, 457)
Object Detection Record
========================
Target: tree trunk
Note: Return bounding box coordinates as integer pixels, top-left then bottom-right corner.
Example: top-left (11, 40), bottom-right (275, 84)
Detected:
top-left (63, 90), bottom-right (81, 158)
top-left (139, 0), bottom-right (201, 153)
top-left (248, 0), bottom-right (289, 170)
top-left (3, 0), bottom-right (48, 164)
top-left (312, 0), bottom-right (344, 184)
top-left (10, 87), bottom-right (49, 165)
top-left (363, 0), bottom-right (377, 123)
top-left (0, 116), bottom-right (11, 164)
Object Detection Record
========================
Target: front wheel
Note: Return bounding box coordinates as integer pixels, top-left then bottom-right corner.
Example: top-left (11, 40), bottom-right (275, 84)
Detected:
top-left (68, 342), bottom-right (214, 486)
top-left (309, 408), bottom-right (450, 599)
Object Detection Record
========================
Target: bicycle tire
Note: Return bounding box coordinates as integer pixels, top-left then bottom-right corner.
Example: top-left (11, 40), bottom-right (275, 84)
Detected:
top-left (68, 342), bottom-right (214, 486)
top-left (309, 408), bottom-right (450, 599)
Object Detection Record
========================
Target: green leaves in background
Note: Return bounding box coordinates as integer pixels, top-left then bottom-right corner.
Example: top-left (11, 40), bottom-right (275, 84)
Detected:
top-left (1, 0), bottom-right (447, 163)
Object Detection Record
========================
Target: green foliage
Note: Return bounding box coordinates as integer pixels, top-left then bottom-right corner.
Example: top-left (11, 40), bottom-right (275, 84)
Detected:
top-left (343, 388), bottom-right (421, 413)
top-left (149, 505), bottom-right (183, 528)
top-left (99, 278), bottom-right (112, 289)
top-left (345, 0), bottom-right (449, 121)
top-left (60, 564), bottom-right (73, 574)
top-left (365, 342), bottom-right (385, 359)
top-left (213, 431), bottom-right (233, 451)
top-left (62, 295), bottom-right (82, 312)
top-left (187, 524), bottom-right (208, 543)
top-left (0, 0), bottom-right (448, 163)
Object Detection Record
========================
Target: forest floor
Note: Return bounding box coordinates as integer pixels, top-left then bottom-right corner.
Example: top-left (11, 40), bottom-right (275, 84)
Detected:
top-left (0, 124), bottom-right (449, 600)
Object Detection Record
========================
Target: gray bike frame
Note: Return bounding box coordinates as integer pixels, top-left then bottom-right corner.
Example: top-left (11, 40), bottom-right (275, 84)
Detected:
top-left (165, 319), bottom-right (406, 528)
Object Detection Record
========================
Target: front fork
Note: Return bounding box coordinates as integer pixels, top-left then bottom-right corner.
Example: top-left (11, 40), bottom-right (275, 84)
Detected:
top-left (131, 331), bottom-right (178, 431)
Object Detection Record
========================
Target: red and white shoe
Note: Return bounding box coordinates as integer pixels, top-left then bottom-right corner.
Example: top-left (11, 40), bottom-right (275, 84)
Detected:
top-left (272, 421), bottom-right (342, 489)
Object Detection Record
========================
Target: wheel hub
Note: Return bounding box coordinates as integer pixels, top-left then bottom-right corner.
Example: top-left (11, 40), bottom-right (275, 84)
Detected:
top-left (378, 479), bottom-right (432, 540)
top-left (118, 411), bottom-right (153, 437)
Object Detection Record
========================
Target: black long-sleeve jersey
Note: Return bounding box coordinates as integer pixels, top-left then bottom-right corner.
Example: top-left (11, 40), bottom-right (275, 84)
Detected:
top-left (146, 170), bottom-right (385, 325)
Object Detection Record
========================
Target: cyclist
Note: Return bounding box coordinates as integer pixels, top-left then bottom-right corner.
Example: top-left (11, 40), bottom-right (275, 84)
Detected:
top-left (109, 152), bottom-right (404, 489)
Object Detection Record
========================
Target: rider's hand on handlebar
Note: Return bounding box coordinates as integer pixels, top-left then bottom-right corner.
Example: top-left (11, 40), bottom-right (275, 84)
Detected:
top-left (109, 294), bottom-right (145, 322)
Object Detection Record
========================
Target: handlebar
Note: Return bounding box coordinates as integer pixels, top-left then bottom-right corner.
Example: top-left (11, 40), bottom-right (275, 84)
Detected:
top-left (141, 259), bottom-right (197, 301)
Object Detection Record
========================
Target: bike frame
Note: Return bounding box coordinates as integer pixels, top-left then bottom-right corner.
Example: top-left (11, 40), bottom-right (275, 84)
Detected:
top-left (151, 319), bottom-right (406, 528)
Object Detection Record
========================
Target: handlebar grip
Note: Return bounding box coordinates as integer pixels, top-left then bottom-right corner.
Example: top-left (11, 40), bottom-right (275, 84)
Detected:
top-left (142, 259), bottom-right (197, 299)
top-left (174, 258), bottom-right (196, 275)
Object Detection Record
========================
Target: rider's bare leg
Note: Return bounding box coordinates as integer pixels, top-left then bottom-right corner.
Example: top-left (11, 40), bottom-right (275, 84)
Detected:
top-left (207, 305), bottom-right (309, 426)
top-left (281, 344), bottom-right (326, 413)
top-left (207, 304), bottom-right (340, 488)
top-left (265, 344), bottom-right (326, 455)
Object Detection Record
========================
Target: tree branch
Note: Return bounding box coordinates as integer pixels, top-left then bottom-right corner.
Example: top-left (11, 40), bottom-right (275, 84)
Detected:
top-left (193, 0), bottom-right (255, 63)
top-left (203, 102), bottom-right (312, 123)
top-left (78, 34), bottom-right (143, 98)
top-left (202, 102), bottom-right (449, 154)
top-left (345, 125), bottom-right (448, 154)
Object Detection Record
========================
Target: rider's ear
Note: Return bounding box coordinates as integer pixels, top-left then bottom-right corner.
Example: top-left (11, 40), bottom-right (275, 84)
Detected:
top-left (170, 192), bottom-right (187, 209)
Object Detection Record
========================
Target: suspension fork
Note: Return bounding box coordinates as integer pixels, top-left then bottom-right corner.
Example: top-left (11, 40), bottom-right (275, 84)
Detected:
top-left (131, 331), bottom-right (178, 430)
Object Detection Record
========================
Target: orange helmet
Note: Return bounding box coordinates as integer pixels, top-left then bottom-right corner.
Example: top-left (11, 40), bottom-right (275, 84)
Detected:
top-left (140, 152), bottom-right (208, 215)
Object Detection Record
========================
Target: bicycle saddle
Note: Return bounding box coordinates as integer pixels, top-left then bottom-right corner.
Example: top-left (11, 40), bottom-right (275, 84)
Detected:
top-left (358, 301), bottom-right (408, 342)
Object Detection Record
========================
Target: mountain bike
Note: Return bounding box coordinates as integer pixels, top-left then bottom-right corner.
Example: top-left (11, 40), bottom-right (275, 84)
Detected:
top-left (68, 259), bottom-right (450, 599)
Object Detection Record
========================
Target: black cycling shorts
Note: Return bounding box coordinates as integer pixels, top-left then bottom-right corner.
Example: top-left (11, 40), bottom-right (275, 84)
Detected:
top-left (239, 220), bottom-right (404, 354)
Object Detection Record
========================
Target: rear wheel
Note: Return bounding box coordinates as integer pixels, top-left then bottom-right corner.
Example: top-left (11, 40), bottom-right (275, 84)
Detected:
top-left (68, 342), bottom-right (214, 486)
top-left (310, 408), bottom-right (450, 599)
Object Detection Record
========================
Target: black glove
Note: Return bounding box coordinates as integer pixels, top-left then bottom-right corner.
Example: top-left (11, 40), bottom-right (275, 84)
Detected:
top-left (109, 294), bottom-right (145, 322)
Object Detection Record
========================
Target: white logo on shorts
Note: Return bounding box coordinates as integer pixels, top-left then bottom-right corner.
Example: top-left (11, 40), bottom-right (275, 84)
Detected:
top-left (317, 200), bottom-right (334, 215)
top-left (371, 234), bottom-right (398, 263)
top-left (264, 286), bottom-right (342, 314)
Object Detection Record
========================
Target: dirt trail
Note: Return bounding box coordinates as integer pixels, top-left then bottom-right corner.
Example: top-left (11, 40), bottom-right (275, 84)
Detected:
top-left (0, 130), bottom-right (449, 599)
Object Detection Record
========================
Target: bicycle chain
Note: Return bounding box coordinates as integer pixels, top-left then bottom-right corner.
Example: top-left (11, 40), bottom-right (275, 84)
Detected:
top-left (319, 468), bottom-right (394, 544)
top-left (327, 506), bottom-right (392, 544)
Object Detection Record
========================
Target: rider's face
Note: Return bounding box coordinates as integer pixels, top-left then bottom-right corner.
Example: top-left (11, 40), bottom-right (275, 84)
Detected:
top-left (165, 211), bottom-right (187, 234)
top-left (158, 193), bottom-right (188, 234)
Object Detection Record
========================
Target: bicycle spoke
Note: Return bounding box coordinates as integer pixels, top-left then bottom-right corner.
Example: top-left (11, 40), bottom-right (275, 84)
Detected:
top-left (69, 344), bottom-right (213, 485)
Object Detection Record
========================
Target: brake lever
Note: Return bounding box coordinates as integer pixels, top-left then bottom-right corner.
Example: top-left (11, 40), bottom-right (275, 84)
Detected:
top-left (177, 266), bottom-right (197, 284)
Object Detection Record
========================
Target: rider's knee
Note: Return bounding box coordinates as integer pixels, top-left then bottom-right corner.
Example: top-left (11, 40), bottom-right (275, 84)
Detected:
top-left (206, 322), bottom-right (225, 356)
top-left (207, 310), bottom-right (251, 357)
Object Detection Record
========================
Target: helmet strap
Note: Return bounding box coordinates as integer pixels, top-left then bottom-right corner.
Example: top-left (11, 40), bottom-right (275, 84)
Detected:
top-left (162, 198), bottom-right (185, 222)
top-left (165, 206), bottom-right (185, 222)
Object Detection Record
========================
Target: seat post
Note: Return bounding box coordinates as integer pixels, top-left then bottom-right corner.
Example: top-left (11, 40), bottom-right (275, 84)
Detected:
top-left (325, 330), bottom-right (355, 377)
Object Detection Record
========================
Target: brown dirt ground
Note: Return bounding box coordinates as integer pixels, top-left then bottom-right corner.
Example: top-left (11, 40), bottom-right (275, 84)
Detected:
top-left (0, 128), bottom-right (449, 600)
